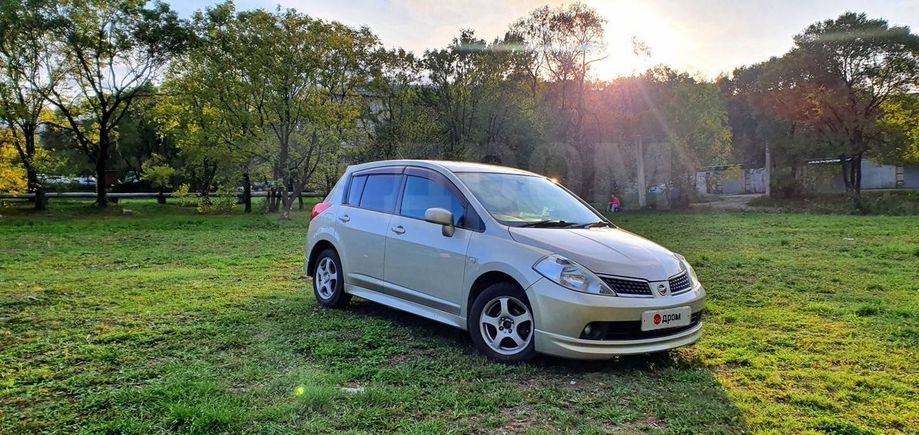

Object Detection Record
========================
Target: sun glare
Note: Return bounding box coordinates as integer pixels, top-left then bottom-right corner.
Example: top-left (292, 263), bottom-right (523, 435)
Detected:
top-left (585, 0), bottom-right (682, 80)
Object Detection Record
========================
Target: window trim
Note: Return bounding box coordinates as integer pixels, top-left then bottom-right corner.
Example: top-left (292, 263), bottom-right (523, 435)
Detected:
top-left (342, 165), bottom-right (405, 208)
top-left (343, 174), bottom-right (367, 206)
top-left (397, 167), bottom-right (485, 233)
top-left (344, 171), bottom-right (404, 214)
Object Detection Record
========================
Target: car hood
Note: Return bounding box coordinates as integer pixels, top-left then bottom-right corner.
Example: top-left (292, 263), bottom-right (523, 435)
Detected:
top-left (508, 226), bottom-right (682, 281)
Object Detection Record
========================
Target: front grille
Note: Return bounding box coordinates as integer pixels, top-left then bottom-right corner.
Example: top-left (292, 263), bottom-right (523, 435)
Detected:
top-left (669, 272), bottom-right (692, 294)
top-left (580, 312), bottom-right (703, 341)
top-left (601, 277), bottom-right (652, 295)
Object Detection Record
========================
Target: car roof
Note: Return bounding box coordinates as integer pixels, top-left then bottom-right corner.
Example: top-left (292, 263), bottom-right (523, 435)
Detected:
top-left (346, 160), bottom-right (539, 176)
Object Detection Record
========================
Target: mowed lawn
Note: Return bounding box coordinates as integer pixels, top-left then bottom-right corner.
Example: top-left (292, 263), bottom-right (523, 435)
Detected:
top-left (1, 202), bottom-right (917, 434)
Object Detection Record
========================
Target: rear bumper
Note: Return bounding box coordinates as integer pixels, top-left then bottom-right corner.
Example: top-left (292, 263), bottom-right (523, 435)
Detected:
top-left (526, 277), bottom-right (706, 360)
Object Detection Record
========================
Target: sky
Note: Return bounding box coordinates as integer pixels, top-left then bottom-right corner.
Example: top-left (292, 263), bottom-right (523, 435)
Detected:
top-left (165, 0), bottom-right (919, 80)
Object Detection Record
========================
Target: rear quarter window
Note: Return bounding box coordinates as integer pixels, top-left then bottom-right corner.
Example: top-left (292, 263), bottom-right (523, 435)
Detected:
top-left (346, 175), bottom-right (367, 205)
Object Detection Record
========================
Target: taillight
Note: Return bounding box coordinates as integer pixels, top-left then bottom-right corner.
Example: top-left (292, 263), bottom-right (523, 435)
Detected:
top-left (310, 202), bottom-right (332, 219)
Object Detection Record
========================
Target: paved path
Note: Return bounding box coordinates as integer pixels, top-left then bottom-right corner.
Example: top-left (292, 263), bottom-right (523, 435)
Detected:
top-left (691, 194), bottom-right (767, 211)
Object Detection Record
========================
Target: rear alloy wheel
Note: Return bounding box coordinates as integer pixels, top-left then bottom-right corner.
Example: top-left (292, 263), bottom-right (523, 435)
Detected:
top-left (312, 248), bottom-right (351, 308)
top-left (469, 283), bottom-right (536, 363)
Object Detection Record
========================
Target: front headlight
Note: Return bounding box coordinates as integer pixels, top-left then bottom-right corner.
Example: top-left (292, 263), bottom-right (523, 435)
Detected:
top-left (674, 253), bottom-right (700, 287)
top-left (533, 254), bottom-right (615, 295)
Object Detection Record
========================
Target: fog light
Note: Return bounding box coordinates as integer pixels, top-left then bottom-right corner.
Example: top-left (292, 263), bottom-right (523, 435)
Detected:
top-left (583, 325), bottom-right (592, 336)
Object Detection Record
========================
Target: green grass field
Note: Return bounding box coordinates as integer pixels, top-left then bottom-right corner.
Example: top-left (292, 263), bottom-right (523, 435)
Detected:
top-left (1, 201), bottom-right (917, 433)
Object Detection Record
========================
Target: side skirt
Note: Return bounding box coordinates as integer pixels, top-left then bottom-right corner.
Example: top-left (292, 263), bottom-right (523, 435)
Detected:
top-left (345, 283), bottom-right (467, 330)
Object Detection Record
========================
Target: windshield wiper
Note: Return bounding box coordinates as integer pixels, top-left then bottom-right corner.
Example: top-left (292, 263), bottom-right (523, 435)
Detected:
top-left (577, 221), bottom-right (614, 228)
top-left (518, 219), bottom-right (573, 228)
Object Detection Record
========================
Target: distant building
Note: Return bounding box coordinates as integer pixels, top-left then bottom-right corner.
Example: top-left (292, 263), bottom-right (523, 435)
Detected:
top-left (803, 158), bottom-right (919, 192)
top-left (695, 159), bottom-right (919, 195)
top-left (695, 165), bottom-right (768, 195)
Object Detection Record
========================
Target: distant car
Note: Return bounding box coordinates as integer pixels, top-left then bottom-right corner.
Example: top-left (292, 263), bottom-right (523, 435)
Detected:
top-left (237, 182), bottom-right (268, 193)
top-left (306, 160), bottom-right (706, 363)
top-left (40, 175), bottom-right (73, 185)
top-left (74, 177), bottom-right (96, 188)
top-left (648, 184), bottom-right (667, 194)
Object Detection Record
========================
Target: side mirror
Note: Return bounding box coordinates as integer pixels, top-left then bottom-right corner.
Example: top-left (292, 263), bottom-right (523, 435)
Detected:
top-left (424, 207), bottom-right (455, 237)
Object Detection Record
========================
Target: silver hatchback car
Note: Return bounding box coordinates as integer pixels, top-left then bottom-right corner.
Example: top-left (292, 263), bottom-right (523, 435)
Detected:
top-left (306, 160), bottom-right (706, 363)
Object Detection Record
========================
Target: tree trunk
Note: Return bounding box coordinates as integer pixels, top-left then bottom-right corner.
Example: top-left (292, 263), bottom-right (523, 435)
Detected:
top-left (267, 187), bottom-right (278, 212)
top-left (242, 172), bottom-right (252, 213)
top-left (851, 152), bottom-right (863, 211)
top-left (282, 179), bottom-right (308, 220)
top-left (95, 144), bottom-right (108, 208)
top-left (26, 168), bottom-right (46, 211)
top-left (157, 190), bottom-right (166, 204)
top-left (839, 154), bottom-right (851, 192)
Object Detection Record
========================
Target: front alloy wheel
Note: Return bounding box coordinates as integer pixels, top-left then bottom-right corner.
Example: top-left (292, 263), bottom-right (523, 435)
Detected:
top-left (470, 283), bottom-right (536, 363)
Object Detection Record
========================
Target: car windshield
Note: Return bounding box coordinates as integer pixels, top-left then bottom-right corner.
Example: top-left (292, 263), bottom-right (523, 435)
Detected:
top-left (456, 172), bottom-right (605, 227)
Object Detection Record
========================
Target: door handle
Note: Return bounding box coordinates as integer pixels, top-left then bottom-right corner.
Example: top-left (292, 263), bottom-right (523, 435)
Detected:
top-left (339, 214), bottom-right (350, 223)
top-left (391, 225), bottom-right (405, 235)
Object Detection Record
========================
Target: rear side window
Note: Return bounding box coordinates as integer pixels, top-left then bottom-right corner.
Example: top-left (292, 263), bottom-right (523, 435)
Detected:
top-left (358, 174), bottom-right (402, 213)
top-left (346, 175), bottom-right (366, 205)
top-left (400, 176), bottom-right (465, 226)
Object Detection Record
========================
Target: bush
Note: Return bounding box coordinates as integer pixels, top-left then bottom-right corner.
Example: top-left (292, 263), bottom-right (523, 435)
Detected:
top-left (749, 190), bottom-right (919, 215)
top-left (196, 191), bottom-right (237, 214)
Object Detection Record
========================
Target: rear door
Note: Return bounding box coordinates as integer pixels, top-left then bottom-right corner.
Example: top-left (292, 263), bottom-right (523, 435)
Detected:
top-left (382, 167), bottom-right (479, 315)
top-left (337, 168), bottom-right (404, 291)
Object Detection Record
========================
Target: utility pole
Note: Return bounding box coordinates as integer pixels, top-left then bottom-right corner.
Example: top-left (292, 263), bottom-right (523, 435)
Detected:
top-left (764, 143), bottom-right (771, 197)
top-left (637, 135), bottom-right (647, 208)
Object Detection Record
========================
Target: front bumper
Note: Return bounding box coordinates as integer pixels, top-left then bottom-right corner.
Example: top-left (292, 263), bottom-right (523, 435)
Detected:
top-left (526, 277), bottom-right (706, 360)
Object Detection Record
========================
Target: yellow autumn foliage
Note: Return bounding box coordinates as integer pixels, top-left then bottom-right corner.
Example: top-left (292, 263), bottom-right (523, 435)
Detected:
top-left (0, 141), bottom-right (26, 194)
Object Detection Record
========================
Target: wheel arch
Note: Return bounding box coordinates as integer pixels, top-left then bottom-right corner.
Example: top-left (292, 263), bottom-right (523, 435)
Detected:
top-left (466, 271), bottom-right (526, 318)
top-left (307, 239), bottom-right (337, 277)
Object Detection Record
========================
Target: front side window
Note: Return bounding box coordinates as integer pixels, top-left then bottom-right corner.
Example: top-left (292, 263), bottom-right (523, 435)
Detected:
top-left (358, 174), bottom-right (401, 213)
top-left (400, 175), bottom-right (465, 226)
top-left (456, 172), bottom-right (604, 227)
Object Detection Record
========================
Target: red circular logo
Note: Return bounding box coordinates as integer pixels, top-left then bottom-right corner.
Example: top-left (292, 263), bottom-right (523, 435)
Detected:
top-left (653, 313), bottom-right (661, 325)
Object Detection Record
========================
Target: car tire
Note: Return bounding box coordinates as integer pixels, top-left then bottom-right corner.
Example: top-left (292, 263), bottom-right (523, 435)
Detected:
top-left (469, 283), bottom-right (536, 364)
top-left (312, 248), bottom-right (351, 309)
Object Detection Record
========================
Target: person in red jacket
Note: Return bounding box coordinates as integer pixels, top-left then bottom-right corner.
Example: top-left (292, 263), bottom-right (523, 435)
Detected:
top-left (607, 194), bottom-right (621, 212)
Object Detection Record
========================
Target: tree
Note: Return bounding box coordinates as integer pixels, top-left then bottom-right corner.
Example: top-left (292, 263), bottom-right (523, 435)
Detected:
top-left (140, 152), bottom-right (173, 203)
top-left (33, 0), bottom-right (188, 207)
top-left (0, 0), bottom-right (54, 209)
top-left (789, 13), bottom-right (919, 199)
top-left (190, 4), bottom-right (378, 218)
top-left (508, 3), bottom-right (605, 196)
top-left (721, 58), bottom-right (825, 197)
top-left (0, 131), bottom-right (27, 193)
top-left (362, 48), bottom-right (441, 160)
top-left (875, 93), bottom-right (919, 165)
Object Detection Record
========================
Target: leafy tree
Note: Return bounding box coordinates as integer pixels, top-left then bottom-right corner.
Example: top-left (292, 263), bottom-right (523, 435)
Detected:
top-left (0, 131), bottom-right (27, 193)
top-left (875, 93), bottom-right (919, 165)
top-left (506, 2), bottom-right (605, 196)
top-left (362, 48), bottom-right (441, 160)
top-left (140, 152), bottom-right (173, 203)
top-left (788, 12), bottom-right (919, 198)
top-left (0, 0), bottom-right (55, 208)
top-left (115, 85), bottom-right (176, 178)
top-left (31, 0), bottom-right (189, 207)
top-left (720, 58), bottom-right (825, 197)
top-left (189, 3), bottom-right (378, 218)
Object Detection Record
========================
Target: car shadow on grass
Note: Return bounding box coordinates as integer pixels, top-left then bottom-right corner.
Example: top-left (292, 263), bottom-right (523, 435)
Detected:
top-left (347, 297), bottom-right (704, 369)
top-left (258, 291), bottom-right (747, 433)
